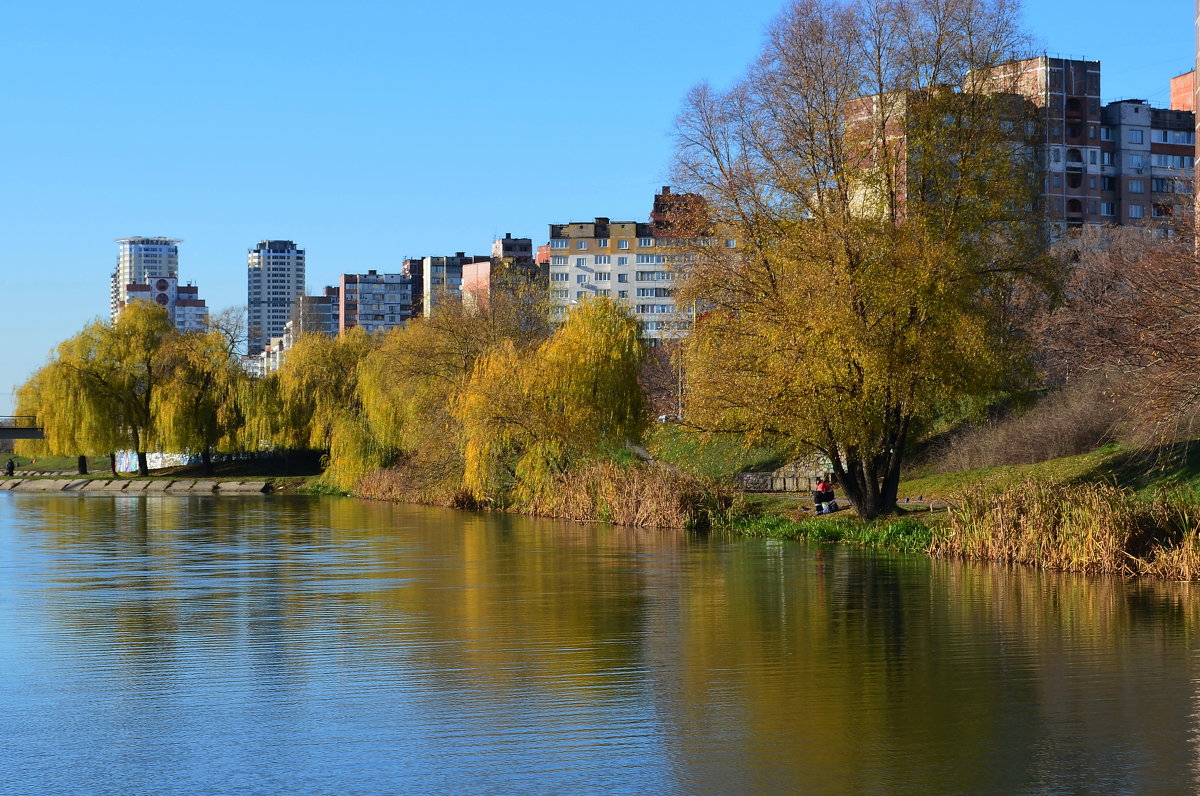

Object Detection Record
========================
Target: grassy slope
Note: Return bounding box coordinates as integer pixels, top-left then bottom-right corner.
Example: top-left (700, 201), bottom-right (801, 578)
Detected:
top-left (898, 441), bottom-right (1200, 502)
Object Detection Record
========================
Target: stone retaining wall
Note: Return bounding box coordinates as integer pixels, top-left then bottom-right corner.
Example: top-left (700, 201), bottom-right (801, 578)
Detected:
top-left (0, 479), bottom-right (269, 494)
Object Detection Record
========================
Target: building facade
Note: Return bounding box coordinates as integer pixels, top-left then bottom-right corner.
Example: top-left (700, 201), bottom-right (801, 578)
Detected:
top-left (979, 56), bottom-right (1194, 233)
top-left (247, 240), bottom-right (305, 355)
top-left (117, 277), bottom-right (209, 333)
top-left (111, 237), bottom-right (209, 332)
top-left (419, 252), bottom-right (490, 317)
top-left (110, 237), bottom-right (181, 321)
top-left (339, 270), bottom-right (414, 334)
top-left (546, 189), bottom-right (715, 343)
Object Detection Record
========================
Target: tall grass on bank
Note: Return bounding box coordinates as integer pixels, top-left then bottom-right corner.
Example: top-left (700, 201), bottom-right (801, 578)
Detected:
top-left (523, 460), bottom-right (731, 528)
top-left (934, 481), bottom-right (1200, 578)
top-left (355, 459), bottom-right (731, 529)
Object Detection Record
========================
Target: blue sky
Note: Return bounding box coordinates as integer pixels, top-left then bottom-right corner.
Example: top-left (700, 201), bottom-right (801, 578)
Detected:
top-left (0, 0), bottom-right (1194, 414)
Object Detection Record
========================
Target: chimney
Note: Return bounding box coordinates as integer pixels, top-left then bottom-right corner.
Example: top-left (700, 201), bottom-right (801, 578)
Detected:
top-left (661, 186), bottom-right (671, 195)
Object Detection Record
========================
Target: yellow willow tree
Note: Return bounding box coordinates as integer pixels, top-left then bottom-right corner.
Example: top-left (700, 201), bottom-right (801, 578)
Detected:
top-left (455, 297), bottom-right (646, 505)
top-left (156, 310), bottom-right (249, 476)
top-left (354, 287), bottom-right (552, 497)
top-left (671, 0), bottom-right (1061, 519)
top-left (270, 327), bottom-right (380, 485)
top-left (16, 301), bottom-right (178, 476)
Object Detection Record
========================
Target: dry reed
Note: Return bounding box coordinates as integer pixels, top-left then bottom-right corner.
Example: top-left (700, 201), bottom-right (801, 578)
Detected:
top-left (935, 480), bottom-right (1200, 578)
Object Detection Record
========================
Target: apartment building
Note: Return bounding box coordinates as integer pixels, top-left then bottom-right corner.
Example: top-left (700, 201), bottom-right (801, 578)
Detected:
top-left (110, 236), bottom-right (180, 321)
top-left (546, 188), bottom-right (719, 343)
top-left (110, 237), bottom-right (209, 332)
top-left (117, 277), bottom-right (209, 333)
top-left (417, 252), bottom-right (490, 317)
top-left (339, 270), bottom-right (414, 334)
top-left (979, 56), bottom-right (1194, 232)
top-left (247, 240), bottom-right (305, 355)
top-left (289, 285), bottom-right (340, 337)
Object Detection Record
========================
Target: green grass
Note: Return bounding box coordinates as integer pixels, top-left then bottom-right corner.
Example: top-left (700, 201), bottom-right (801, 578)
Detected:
top-left (731, 512), bottom-right (938, 553)
top-left (7, 455), bottom-right (111, 473)
top-left (649, 424), bottom-right (784, 481)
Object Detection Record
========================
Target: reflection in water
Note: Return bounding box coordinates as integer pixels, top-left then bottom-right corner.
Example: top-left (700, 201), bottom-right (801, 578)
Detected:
top-left (3, 493), bottom-right (1199, 793)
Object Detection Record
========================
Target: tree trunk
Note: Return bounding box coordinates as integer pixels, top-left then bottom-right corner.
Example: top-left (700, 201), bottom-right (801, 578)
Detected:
top-left (77, 455), bottom-right (88, 475)
top-left (137, 451), bottom-right (149, 477)
top-left (830, 417), bottom-right (910, 521)
top-left (202, 448), bottom-right (214, 477)
top-left (109, 452), bottom-right (117, 475)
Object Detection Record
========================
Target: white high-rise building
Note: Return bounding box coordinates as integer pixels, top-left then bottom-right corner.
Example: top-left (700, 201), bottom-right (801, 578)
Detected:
top-left (247, 240), bottom-right (305, 355)
top-left (110, 237), bottom-right (181, 321)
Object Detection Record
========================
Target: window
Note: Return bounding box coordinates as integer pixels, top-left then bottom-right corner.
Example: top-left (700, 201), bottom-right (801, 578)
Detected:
top-left (617, 240), bottom-right (629, 249)
top-left (550, 239), bottom-right (568, 249)
top-left (1152, 129), bottom-right (1169, 143)
top-left (1128, 205), bottom-right (1144, 219)
top-left (550, 256), bottom-right (568, 266)
top-left (551, 289), bottom-right (569, 298)
top-left (1089, 177), bottom-right (1097, 189)
top-left (1051, 148), bottom-right (1061, 163)
top-left (637, 237), bottom-right (654, 247)
top-left (1152, 178), bottom-right (1173, 192)
top-left (1128, 179), bottom-right (1145, 194)
top-left (1100, 127), bottom-right (1113, 141)
top-left (599, 289), bottom-right (611, 296)
top-left (1152, 204), bottom-right (1172, 218)
top-left (596, 238), bottom-right (609, 248)
top-left (575, 257), bottom-right (586, 267)
top-left (594, 255), bottom-right (610, 265)
top-left (1089, 126), bottom-right (1097, 139)
top-left (576, 240), bottom-right (588, 250)
top-left (1173, 131), bottom-right (1195, 145)
top-left (618, 290), bottom-right (628, 299)
top-left (724, 239), bottom-right (737, 248)
top-left (596, 272), bottom-right (611, 281)
top-left (1102, 176), bottom-right (1114, 191)
top-left (1089, 150), bottom-right (1097, 165)
top-left (576, 291), bottom-right (585, 299)
top-left (1100, 202), bottom-right (1115, 216)
top-left (1128, 154), bottom-right (1145, 169)
top-left (1128, 129), bottom-right (1144, 144)
top-left (635, 254), bottom-right (664, 264)
top-left (1101, 151), bottom-right (1114, 166)
top-left (1052, 174), bottom-right (1061, 187)
top-left (636, 271), bottom-right (673, 281)
top-left (576, 274), bottom-right (587, 284)
top-left (617, 256), bottom-right (628, 266)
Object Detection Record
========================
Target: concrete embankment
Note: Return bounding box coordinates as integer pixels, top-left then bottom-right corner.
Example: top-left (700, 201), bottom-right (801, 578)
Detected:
top-left (0, 479), bottom-right (270, 494)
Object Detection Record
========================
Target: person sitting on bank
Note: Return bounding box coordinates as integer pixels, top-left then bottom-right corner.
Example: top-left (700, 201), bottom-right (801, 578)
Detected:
top-left (815, 477), bottom-right (837, 514)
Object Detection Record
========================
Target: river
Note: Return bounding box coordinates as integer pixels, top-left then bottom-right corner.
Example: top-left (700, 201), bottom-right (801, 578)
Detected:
top-left (3, 493), bottom-right (1199, 793)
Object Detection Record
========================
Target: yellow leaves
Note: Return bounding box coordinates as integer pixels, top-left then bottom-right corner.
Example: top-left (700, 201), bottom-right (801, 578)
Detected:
top-left (454, 298), bottom-right (646, 505)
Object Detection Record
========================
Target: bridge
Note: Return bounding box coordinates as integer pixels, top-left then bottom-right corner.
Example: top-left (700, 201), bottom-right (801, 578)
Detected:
top-left (0, 417), bottom-right (44, 440)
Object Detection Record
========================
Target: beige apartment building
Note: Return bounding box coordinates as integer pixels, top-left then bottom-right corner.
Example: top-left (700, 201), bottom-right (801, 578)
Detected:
top-left (547, 188), bottom-right (725, 344)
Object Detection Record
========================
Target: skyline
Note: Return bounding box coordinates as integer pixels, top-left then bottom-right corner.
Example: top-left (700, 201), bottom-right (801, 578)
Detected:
top-left (2, 0), bottom-right (1195, 413)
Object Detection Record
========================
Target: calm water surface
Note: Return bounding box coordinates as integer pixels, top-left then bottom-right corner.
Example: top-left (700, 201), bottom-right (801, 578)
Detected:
top-left (3, 493), bottom-right (1200, 793)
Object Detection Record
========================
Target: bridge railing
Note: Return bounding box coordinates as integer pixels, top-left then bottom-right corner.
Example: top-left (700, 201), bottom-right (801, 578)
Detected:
top-left (0, 416), bottom-right (45, 440)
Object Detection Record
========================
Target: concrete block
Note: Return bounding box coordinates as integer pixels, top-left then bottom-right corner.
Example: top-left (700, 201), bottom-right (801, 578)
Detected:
top-left (144, 480), bottom-right (171, 492)
top-left (81, 480), bottom-right (111, 492)
top-left (165, 480), bottom-right (194, 492)
top-left (190, 480), bottom-right (217, 493)
top-left (121, 480), bottom-right (148, 492)
top-left (63, 480), bottom-right (91, 491)
top-left (100, 480), bottom-right (130, 492)
top-left (0, 480), bottom-right (18, 490)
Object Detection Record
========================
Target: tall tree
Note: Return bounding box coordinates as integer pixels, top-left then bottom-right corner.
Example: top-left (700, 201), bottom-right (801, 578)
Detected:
top-left (157, 309), bottom-right (249, 476)
top-left (17, 302), bottom-right (177, 476)
top-left (671, 0), bottom-right (1060, 519)
top-left (456, 297), bottom-right (645, 505)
